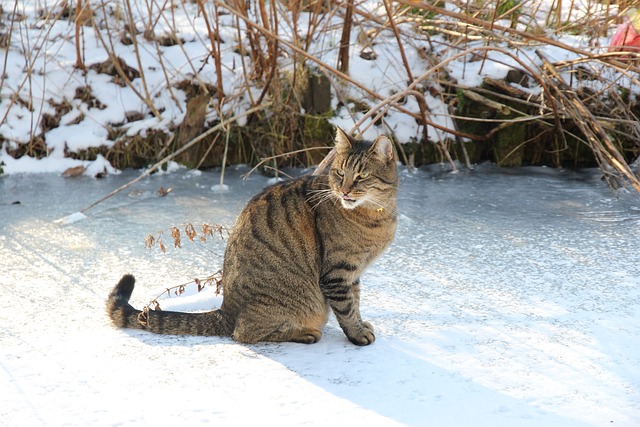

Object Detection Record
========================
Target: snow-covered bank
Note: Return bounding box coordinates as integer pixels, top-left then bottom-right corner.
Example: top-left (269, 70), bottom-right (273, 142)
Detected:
top-left (1, 165), bottom-right (639, 425)
top-left (1, 1), bottom-right (636, 176)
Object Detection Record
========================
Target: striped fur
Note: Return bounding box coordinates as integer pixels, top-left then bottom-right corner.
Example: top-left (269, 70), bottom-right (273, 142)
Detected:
top-left (106, 128), bottom-right (398, 345)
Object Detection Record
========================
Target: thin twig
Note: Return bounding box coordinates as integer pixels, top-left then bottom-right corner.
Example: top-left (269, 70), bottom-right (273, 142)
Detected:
top-left (78, 103), bottom-right (270, 214)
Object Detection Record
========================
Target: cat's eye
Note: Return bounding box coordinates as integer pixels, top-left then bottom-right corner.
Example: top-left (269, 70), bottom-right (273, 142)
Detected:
top-left (335, 169), bottom-right (344, 177)
top-left (359, 172), bottom-right (370, 179)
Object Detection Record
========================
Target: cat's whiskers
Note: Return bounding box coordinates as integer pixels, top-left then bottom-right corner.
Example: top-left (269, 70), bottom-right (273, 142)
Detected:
top-left (306, 189), bottom-right (336, 210)
top-left (362, 194), bottom-right (392, 212)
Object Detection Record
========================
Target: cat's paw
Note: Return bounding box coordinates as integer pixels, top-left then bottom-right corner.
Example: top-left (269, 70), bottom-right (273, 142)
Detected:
top-left (362, 321), bottom-right (374, 333)
top-left (347, 322), bottom-right (375, 346)
top-left (291, 329), bottom-right (322, 344)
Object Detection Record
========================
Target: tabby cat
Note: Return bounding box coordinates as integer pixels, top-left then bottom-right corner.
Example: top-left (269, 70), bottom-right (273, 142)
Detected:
top-left (106, 128), bottom-right (398, 345)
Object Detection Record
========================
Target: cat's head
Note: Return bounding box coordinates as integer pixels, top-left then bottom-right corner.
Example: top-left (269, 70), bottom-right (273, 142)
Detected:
top-left (328, 128), bottom-right (398, 210)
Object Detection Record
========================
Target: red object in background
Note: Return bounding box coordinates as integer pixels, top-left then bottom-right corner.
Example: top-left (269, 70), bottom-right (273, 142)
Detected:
top-left (609, 8), bottom-right (640, 54)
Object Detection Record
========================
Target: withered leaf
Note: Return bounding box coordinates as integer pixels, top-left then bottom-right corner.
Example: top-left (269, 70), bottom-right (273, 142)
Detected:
top-left (62, 165), bottom-right (86, 178)
top-left (157, 186), bottom-right (173, 197)
top-left (171, 227), bottom-right (181, 248)
top-left (185, 223), bottom-right (197, 242)
top-left (144, 234), bottom-right (155, 249)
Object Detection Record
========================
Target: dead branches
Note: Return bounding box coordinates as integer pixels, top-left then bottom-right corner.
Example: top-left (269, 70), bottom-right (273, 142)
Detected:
top-left (537, 51), bottom-right (640, 191)
top-left (140, 270), bottom-right (223, 316)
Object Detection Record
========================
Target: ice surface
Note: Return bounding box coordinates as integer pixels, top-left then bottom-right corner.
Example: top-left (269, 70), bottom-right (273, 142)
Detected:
top-left (1, 165), bottom-right (639, 426)
top-left (211, 183), bottom-right (230, 193)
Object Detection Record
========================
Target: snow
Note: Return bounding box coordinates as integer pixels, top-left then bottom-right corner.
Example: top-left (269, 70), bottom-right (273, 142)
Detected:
top-left (211, 183), bottom-right (230, 193)
top-left (1, 165), bottom-right (639, 426)
top-left (53, 211), bottom-right (87, 225)
top-left (0, 1), bottom-right (632, 175)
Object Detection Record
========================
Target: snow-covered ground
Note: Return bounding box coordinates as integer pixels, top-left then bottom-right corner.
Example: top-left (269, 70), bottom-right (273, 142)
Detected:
top-left (1, 165), bottom-right (639, 426)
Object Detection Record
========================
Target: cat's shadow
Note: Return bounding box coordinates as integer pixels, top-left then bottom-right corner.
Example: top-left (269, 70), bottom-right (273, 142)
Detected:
top-left (127, 322), bottom-right (432, 423)
top-left (250, 326), bottom-right (431, 424)
top-left (126, 321), bottom-right (580, 425)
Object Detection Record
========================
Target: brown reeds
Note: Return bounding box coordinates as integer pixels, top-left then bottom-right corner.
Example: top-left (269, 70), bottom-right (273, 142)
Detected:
top-left (1, 0), bottom-right (639, 190)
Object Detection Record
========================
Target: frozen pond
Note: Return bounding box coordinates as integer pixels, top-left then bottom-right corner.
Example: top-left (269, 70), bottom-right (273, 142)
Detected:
top-left (1, 164), bottom-right (639, 426)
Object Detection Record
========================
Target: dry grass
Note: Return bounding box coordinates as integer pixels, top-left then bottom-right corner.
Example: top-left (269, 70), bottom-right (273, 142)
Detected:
top-left (139, 270), bottom-right (223, 316)
top-left (1, 0), bottom-right (639, 189)
top-left (140, 222), bottom-right (227, 313)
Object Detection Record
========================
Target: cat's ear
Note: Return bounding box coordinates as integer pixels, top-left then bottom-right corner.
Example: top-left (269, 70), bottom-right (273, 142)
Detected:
top-left (335, 127), bottom-right (353, 154)
top-left (370, 135), bottom-right (395, 161)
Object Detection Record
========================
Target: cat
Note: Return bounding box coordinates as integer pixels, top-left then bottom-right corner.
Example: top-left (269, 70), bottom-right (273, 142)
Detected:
top-left (106, 128), bottom-right (398, 345)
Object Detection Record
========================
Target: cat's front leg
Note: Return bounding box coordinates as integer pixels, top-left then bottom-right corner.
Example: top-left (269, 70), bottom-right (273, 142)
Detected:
top-left (321, 277), bottom-right (375, 346)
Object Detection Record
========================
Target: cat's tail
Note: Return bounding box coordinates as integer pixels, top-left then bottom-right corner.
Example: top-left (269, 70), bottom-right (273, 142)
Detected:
top-left (106, 274), bottom-right (233, 337)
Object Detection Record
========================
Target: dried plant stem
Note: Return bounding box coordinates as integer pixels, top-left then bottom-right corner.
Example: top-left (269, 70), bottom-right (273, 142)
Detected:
top-left (382, 0), bottom-right (453, 166)
top-left (337, 0), bottom-right (354, 73)
top-left (144, 0), bottom-right (183, 114)
top-left (140, 271), bottom-right (223, 315)
top-left (0, 0), bottom-right (19, 96)
top-left (196, 0), bottom-right (225, 105)
top-left (94, 1), bottom-right (161, 119)
top-left (122, 0), bottom-right (157, 116)
top-left (78, 103), bottom-right (270, 214)
top-left (244, 146), bottom-right (331, 179)
top-left (234, 14), bottom-right (257, 107)
top-left (219, 117), bottom-right (231, 188)
top-left (172, 1), bottom-right (217, 95)
top-left (195, 132), bottom-right (222, 170)
top-left (74, 0), bottom-right (86, 70)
